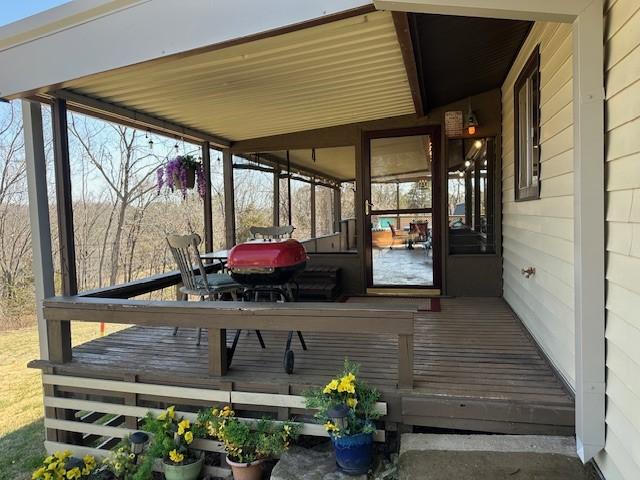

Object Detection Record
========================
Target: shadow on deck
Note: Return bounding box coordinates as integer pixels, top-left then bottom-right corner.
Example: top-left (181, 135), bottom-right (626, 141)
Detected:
top-left (64, 297), bottom-right (574, 435)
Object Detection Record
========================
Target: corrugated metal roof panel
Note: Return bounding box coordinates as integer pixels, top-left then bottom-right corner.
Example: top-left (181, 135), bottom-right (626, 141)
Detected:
top-left (62, 11), bottom-right (414, 141)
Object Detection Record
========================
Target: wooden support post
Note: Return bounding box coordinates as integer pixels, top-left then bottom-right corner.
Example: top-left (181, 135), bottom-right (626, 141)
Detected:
top-left (473, 161), bottom-right (481, 231)
top-left (52, 98), bottom-right (77, 296)
top-left (286, 151), bottom-right (292, 226)
top-left (464, 168), bottom-right (473, 227)
top-left (47, 320), bottom-right (72, 363)
top-left (273, 166), bottom-right (280, 226)
top-left (51, 98), bottom-right (75, 364)
top-left (223, 149), bottom-right (235, 248)
top-left (43, 368), bottom-right (59, 442)
top-left (123, 374), bottom-right (138, 429)
top-left (333, 187), bottom-right (341, 234)
top-left (23, 100), bottom-right (55, 360)
top-left (398, 333), bottom-right (414, 389)
top-left (277, 385), bottom-right (291, 421)
top-left (202, 141), bottom-right (213, 253)
top-left (310, 177), bottom-right (316, 238)
top-left (208, 328), bottom-right (228, 376)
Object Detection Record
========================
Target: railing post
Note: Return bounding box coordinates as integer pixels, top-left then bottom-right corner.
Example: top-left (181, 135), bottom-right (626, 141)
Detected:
top-left (209, 328), bottom-right (228, 376)
top-left (398, 333), bottom-right (414, 389)
top-left (47, 318), bottom-right (72, 364)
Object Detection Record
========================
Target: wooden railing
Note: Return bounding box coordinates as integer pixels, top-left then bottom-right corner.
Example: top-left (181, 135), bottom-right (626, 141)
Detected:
top-left (40, 373), bottom-right (388, 477)
top-left (78, 263), bottom-right (221, 299)
top-left (42, 296), bottom-right (416, 388)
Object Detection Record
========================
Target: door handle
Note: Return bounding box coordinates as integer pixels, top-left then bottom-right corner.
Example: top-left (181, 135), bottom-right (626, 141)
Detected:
top-left (365, 200), bottom-right (374, 215)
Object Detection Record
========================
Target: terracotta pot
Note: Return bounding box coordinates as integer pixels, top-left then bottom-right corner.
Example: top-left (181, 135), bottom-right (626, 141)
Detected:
top-left (162, 455), bottom-right (203, 480)
top-left (226, 456), bottom-right (264, 480)
top-left (173, 165), bottom-right (196, 190)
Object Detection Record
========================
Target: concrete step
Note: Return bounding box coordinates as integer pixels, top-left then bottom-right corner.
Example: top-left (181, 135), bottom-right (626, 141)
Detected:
top-left (398, 434), bottom-right (597, 480)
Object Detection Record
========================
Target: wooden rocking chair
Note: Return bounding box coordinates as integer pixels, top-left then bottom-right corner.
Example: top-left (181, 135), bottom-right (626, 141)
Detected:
top-left (167, 234), bottom-right (265, 351)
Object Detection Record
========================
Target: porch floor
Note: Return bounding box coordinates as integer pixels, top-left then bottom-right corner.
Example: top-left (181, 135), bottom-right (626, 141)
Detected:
top-left (65, 297), bottom-right (574, 435)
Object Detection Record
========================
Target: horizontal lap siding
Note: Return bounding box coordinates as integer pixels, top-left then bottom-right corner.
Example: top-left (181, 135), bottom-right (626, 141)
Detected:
top-left (501, 22), bottom-right (575, 387)
top-left (598, 0), bottom-right (640, 478)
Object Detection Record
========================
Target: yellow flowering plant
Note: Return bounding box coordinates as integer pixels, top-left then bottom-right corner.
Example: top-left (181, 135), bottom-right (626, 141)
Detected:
top-left (101, 437), bottom-right (138, 480)
top-left (304, 359), bottom-right (381, 438)
top-left (32, 451), bottom-right (97, 480)
top-left (133, 405), bottom-right (200, 479)
top-left (194, 406), bottom-right (299, 464)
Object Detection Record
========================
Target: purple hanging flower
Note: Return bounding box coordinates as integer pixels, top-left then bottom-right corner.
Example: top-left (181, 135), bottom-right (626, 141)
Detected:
top-left (156, 166), bottom-right (164, 195)
top-left (196, 163), bottom-right (206, 199)
top-left (156, 154), bottom-right (206, 201)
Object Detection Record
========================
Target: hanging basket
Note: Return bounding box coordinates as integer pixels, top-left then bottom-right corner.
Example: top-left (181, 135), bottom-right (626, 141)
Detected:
top-left (173, 165), bottom-right (197, 190)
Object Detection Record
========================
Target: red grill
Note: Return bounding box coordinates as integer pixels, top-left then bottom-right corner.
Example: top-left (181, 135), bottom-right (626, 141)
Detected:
top-left (227, 239), bottom-right (308, 287)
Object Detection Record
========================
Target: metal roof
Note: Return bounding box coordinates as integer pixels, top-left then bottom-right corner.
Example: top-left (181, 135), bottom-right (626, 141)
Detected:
top-left (59, 10), bottom-right (414, 141)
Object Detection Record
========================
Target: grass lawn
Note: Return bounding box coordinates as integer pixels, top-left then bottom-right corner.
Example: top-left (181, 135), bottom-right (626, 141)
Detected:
top-left (0, 321), bottom-right (124, 480)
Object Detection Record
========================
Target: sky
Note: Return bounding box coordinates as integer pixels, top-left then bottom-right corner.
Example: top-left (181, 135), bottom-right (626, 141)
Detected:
top-left (0, 0), bottom-right (70, 27)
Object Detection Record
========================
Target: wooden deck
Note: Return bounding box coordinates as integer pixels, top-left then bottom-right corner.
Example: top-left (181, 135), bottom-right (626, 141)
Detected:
top-left (56, 297), bottom-right (574, 435)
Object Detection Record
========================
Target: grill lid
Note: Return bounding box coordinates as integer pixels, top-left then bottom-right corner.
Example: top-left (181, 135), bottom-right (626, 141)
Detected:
top-left (227, 239), bottom-right (308, 270)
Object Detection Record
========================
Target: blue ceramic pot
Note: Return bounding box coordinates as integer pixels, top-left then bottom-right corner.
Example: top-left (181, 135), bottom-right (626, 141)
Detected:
top-left (331, 432), bottom-right (374, 475)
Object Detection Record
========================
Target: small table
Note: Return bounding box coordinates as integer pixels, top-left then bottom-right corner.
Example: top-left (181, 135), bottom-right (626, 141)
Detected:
top-left (200, 249), bottom-right (229, 270)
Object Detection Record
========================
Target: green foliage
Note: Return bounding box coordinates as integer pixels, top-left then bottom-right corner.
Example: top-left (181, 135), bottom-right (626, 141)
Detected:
top-left (304, 359), bottom-right (381, 438)
top-left (195, 406), bottom-right (299, 464)
top-left (102, 437), bottom-right (138, 480)
top-left (132, 406), bottom-right (197, 480)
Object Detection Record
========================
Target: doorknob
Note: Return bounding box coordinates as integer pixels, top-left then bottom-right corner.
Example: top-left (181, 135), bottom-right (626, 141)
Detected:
top-left (365, 200), bottom-right (374, 215)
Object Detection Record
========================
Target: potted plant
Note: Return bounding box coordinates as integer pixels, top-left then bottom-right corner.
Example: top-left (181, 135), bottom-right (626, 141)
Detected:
top-left (195, 405), bottom-right (299, 480)
top-left (156, 155), bottom-right (206, 199)
top-left (304, 360), bottom-right (381, 475)
top-left (32, 450), bottom-right (97, 480)
top-left (136, 406), bottom-right (203, 480)
top-left (99, 437), bottom-right (140, 480)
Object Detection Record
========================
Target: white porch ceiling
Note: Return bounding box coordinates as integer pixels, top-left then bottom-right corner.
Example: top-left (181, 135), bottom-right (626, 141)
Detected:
top-left (60, 10), bottom-right (415, 141)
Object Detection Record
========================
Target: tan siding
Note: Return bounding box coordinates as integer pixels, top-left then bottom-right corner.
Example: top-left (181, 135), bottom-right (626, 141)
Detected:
top-left (599, 0), bottom-right (640, 478)
top-left (501, 22), bottom-right (576, 386)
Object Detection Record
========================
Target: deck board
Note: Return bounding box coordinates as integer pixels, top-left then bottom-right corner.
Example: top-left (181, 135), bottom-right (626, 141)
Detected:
top-left (65, 297), bottom-right (574, 434)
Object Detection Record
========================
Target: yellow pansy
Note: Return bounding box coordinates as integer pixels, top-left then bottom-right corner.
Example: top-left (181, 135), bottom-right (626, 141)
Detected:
top-left (169, 449), bottom-right (184, 463)
top-left (324, 421), bottom-right (340, 433)
top-left (337, 376), bottom-right (355, 394)
top-left (66, 467), bottom-right (82, 479)
top-left (347, 397), bottom-right (358, 409)
top-left (323, 379), bottom-right (339, 394)
top-left (220, 406), bottom-right (234, 417)
top-left (177, 419), bottom-right (190, 435)
top-left (32, 467), bottom-right (45, 479)
top-left (55, 451), bottom-right (71, 461)
top-left (184, 431), bottom-right (194, 444)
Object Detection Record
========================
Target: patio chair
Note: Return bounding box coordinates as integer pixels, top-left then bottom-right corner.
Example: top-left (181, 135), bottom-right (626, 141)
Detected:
top-left (167, 234), bottom-right (265, 350)
top-left (249, 225), bottom-right (294, 240)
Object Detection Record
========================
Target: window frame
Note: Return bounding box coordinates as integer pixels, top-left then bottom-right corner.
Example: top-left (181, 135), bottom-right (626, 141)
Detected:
top-left (513, 45), bottom-right (541, 202)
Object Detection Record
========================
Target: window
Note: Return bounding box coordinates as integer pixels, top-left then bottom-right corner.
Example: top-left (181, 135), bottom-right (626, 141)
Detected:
top-left (514, 45), bottom-right (540, 201)
top-left (447, 137), bottom-right (496, 254)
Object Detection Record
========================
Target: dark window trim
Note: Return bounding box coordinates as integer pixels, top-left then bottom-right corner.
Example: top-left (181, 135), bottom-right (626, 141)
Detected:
top-left (513, 45), bottom-right (541, 202)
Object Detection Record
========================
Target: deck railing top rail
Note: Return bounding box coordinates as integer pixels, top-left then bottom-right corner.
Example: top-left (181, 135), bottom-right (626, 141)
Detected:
top-left (42, 296), bottom-right (416, 388)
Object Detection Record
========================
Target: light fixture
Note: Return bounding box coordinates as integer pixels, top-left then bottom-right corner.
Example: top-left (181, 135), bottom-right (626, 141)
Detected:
top-left (458, 171), bottom-right (465, 178)
top-left (464, 160), bottom-right (471, 168)
top-left (327, 404), bottom-right (350, 431)
top-left (465, 102), bottom-right (479, 135)
top-left (484, 159), bottom-right (488, 166)
top-left (130, 431), bottom-right (149, 463)
top-left (473, 139), bottom-right (483, 149)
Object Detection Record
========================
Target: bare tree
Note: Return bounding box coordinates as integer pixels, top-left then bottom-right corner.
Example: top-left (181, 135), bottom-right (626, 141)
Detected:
top-left (69, 114), bottom-right (159, 286)
top-left (0, 102), bottom-right (31, 300)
